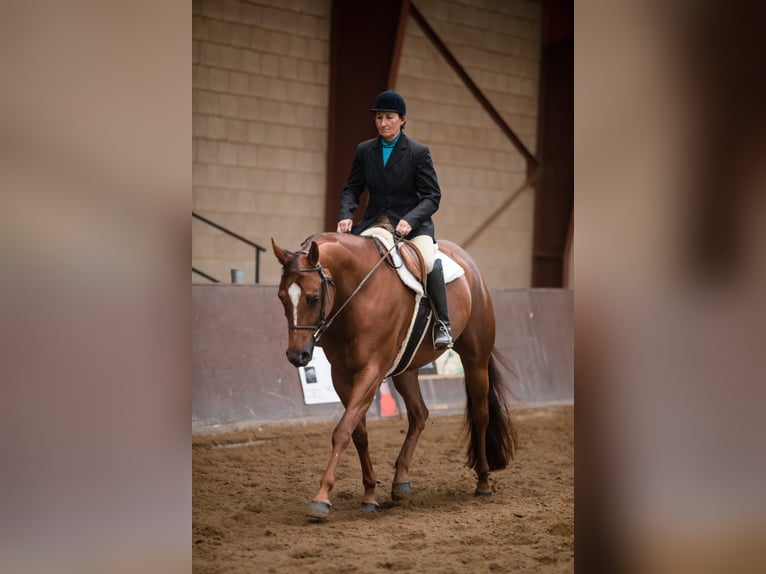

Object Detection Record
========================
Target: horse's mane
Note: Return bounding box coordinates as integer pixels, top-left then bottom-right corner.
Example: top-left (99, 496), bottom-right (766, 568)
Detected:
top-left (299, 232), bottom-right (373, 254)
top-left (282, 232), bottom-right (362, 273)
top-left (279, 233), bottom-right (326, 272)
top-left (298, 233), bottom-right (321, 250)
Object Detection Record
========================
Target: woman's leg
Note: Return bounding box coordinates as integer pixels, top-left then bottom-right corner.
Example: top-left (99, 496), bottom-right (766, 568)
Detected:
top-left (409, 235), bottom-right (436, 272)
top-left (410, 235), bottom-right (453, 350)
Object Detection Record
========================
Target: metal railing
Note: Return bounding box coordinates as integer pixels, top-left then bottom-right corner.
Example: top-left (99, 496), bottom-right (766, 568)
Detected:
top-left (192, 211), bottom-right (267, 283)
top-left (192, 266), bottom-right (220, 283)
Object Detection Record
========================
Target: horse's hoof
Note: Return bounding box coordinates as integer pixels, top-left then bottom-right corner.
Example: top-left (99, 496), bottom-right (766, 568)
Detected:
top-left (360, 502), bottom-right (381, 512)
top-left (474, 490), bottom-right (493, 498)
top-left (306, 500), bottom-right (332, 520)
top-left (391, 482), bottom-right (412, 501)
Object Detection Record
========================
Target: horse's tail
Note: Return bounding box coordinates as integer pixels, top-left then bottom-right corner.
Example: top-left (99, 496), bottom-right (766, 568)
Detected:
top-left (465, 350), bottom-right (518, 471)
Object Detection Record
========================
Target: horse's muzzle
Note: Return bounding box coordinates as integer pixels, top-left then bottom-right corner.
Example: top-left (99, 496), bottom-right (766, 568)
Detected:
top-left (286, 346), bottom-right (313, 367)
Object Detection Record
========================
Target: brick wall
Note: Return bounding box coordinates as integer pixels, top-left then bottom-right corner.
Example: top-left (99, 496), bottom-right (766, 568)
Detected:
top-left (192, 0), bottom-right (331, 284)
top-left (397, 0), bottom-right (542, 288)
top-left (192, 0), bottom-right (542, 288)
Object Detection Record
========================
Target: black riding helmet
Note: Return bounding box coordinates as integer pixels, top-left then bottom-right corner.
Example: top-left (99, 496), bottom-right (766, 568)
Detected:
top-left (370, 90), bottom-right (406, 116)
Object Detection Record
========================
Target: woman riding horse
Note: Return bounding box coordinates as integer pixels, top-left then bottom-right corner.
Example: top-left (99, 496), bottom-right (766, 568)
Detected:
top-left (272, 231), bottom-right (516, 520)
top-left (336, 90), bottom-right (453, 350)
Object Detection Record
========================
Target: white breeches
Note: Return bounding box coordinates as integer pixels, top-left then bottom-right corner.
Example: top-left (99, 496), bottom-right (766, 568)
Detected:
top-left (361, 226), bottom-right (436, 273)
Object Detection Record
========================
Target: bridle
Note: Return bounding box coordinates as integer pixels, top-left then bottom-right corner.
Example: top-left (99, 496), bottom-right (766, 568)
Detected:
top-left (288, 237), bottom-right (402, 343)
top-left (288, 257), bottom-right (335, 342)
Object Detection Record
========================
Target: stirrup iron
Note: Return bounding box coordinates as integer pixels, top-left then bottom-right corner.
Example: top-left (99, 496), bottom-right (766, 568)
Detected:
top-left (433, 320), bottom-right (453, 350)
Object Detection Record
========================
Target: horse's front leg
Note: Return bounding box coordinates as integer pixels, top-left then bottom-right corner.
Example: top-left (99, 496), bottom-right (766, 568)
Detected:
top-left (308, 366), bottom-right (381, 518)
top-left (390, 369), bottom-right (429, 500)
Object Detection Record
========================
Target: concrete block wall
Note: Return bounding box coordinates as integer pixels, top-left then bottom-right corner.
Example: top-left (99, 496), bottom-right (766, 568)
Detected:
top-left (192, 0), bottom-right (331, 285)
top-left (192, 0), bottom-right (542, 288)
top-left (397, 0), bottom-right (542, 288)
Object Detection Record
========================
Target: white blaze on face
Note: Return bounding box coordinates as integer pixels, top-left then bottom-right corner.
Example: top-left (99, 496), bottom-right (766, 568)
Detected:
top-left (287, 282), bottom-right (302, 327)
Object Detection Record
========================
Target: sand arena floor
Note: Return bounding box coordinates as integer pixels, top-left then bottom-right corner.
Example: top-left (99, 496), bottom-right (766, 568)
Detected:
top-left (193, 405), bottom-right (573, 573)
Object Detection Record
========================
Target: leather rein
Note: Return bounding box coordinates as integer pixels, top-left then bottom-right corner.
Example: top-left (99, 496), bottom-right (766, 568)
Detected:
top-left (290, 236), bottom-right (403, 343)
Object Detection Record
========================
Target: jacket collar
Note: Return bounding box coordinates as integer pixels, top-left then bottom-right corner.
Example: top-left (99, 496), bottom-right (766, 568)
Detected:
top-left (380, 131), bottom-right (408, 171)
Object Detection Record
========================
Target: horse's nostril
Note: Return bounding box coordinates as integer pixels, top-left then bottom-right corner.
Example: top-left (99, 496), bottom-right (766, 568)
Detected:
top-left (286, 349), bottom-right (311, 367)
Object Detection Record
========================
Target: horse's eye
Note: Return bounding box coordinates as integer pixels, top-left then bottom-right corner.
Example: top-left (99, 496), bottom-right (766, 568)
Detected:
top-left (307, 294), bottom-right (320, 306)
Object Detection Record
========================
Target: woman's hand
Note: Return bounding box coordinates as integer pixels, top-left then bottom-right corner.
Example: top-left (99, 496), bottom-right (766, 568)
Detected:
top-left (337, 219), bottom-right (353, 233)
top-left (395, 219), bottom-right (412, 237)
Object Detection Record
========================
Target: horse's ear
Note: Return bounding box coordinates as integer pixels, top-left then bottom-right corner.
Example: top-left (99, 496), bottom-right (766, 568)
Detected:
top-left (308, 241), bottom-right (320, 266)
top-left (272, 238), bottom-right (291, 266)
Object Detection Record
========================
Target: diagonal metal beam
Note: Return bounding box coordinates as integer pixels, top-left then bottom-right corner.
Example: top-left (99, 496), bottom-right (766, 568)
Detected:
top-left (410, 2), bottom-right (538, 170)
top-left (461, 170), bottom-right (540, 249)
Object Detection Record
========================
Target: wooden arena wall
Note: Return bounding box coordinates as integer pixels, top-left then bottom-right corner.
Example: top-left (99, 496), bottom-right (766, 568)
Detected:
top-left (192, 285), bottom-right (572, 432)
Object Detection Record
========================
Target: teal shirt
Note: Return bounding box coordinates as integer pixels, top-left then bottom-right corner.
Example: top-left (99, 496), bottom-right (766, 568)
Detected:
top-left (381, 133), bottom-right (401, 166)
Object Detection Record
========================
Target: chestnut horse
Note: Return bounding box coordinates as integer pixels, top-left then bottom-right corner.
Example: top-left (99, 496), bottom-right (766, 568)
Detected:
top-left (272, 232), bottom-right (516, 519)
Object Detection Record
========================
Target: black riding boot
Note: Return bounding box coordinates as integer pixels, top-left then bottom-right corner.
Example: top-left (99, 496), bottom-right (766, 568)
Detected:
top-left (426, 259), bottom-right (454, 350)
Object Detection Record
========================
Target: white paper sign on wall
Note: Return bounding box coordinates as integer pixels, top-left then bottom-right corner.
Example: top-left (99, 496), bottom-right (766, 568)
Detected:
top-left (297, 347), bottom-right (340, 405)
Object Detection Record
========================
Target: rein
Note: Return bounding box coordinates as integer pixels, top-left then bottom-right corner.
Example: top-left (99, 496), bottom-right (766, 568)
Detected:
top-left (292, 235), bottom-right (403, 343)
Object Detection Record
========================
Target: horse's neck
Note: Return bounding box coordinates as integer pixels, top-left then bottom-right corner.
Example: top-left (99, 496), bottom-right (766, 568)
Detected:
top-left (323, 236), bottom-right (379, 299)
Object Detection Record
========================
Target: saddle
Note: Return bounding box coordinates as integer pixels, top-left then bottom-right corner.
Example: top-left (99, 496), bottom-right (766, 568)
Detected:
top-left (364, 224), bottom-right (464, 296)
top-left (361, 223), bottom-right (423, 286)
top-left (363, 225), bottom-right (465, 376)
top-left (372, 235), bottom-right (426, 287)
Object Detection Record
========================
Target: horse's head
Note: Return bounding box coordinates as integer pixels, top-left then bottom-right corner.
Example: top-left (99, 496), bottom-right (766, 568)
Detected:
top-left (272, 238), bottom-right (335, 367)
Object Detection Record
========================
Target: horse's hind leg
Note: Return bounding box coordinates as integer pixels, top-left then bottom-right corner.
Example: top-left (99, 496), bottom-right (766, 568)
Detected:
top-left (462, 363), bottom-right (493, 495)
top-left (352, 417), bottom-right (380, 509)
top-left (391, 369), bottom-right (429, 500)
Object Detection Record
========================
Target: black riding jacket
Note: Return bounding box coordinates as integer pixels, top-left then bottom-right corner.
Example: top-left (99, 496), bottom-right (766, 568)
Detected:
top-left (337, 133), bottom-right (441, 240)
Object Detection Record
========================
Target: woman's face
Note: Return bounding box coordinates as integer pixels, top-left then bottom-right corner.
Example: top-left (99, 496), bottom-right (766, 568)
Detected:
top-left (375, 112), bottom-right (405, 142)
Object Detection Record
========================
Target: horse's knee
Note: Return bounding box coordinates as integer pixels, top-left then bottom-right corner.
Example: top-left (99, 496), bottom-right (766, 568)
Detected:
top-left (331, 426), bottom-right (353, 449)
